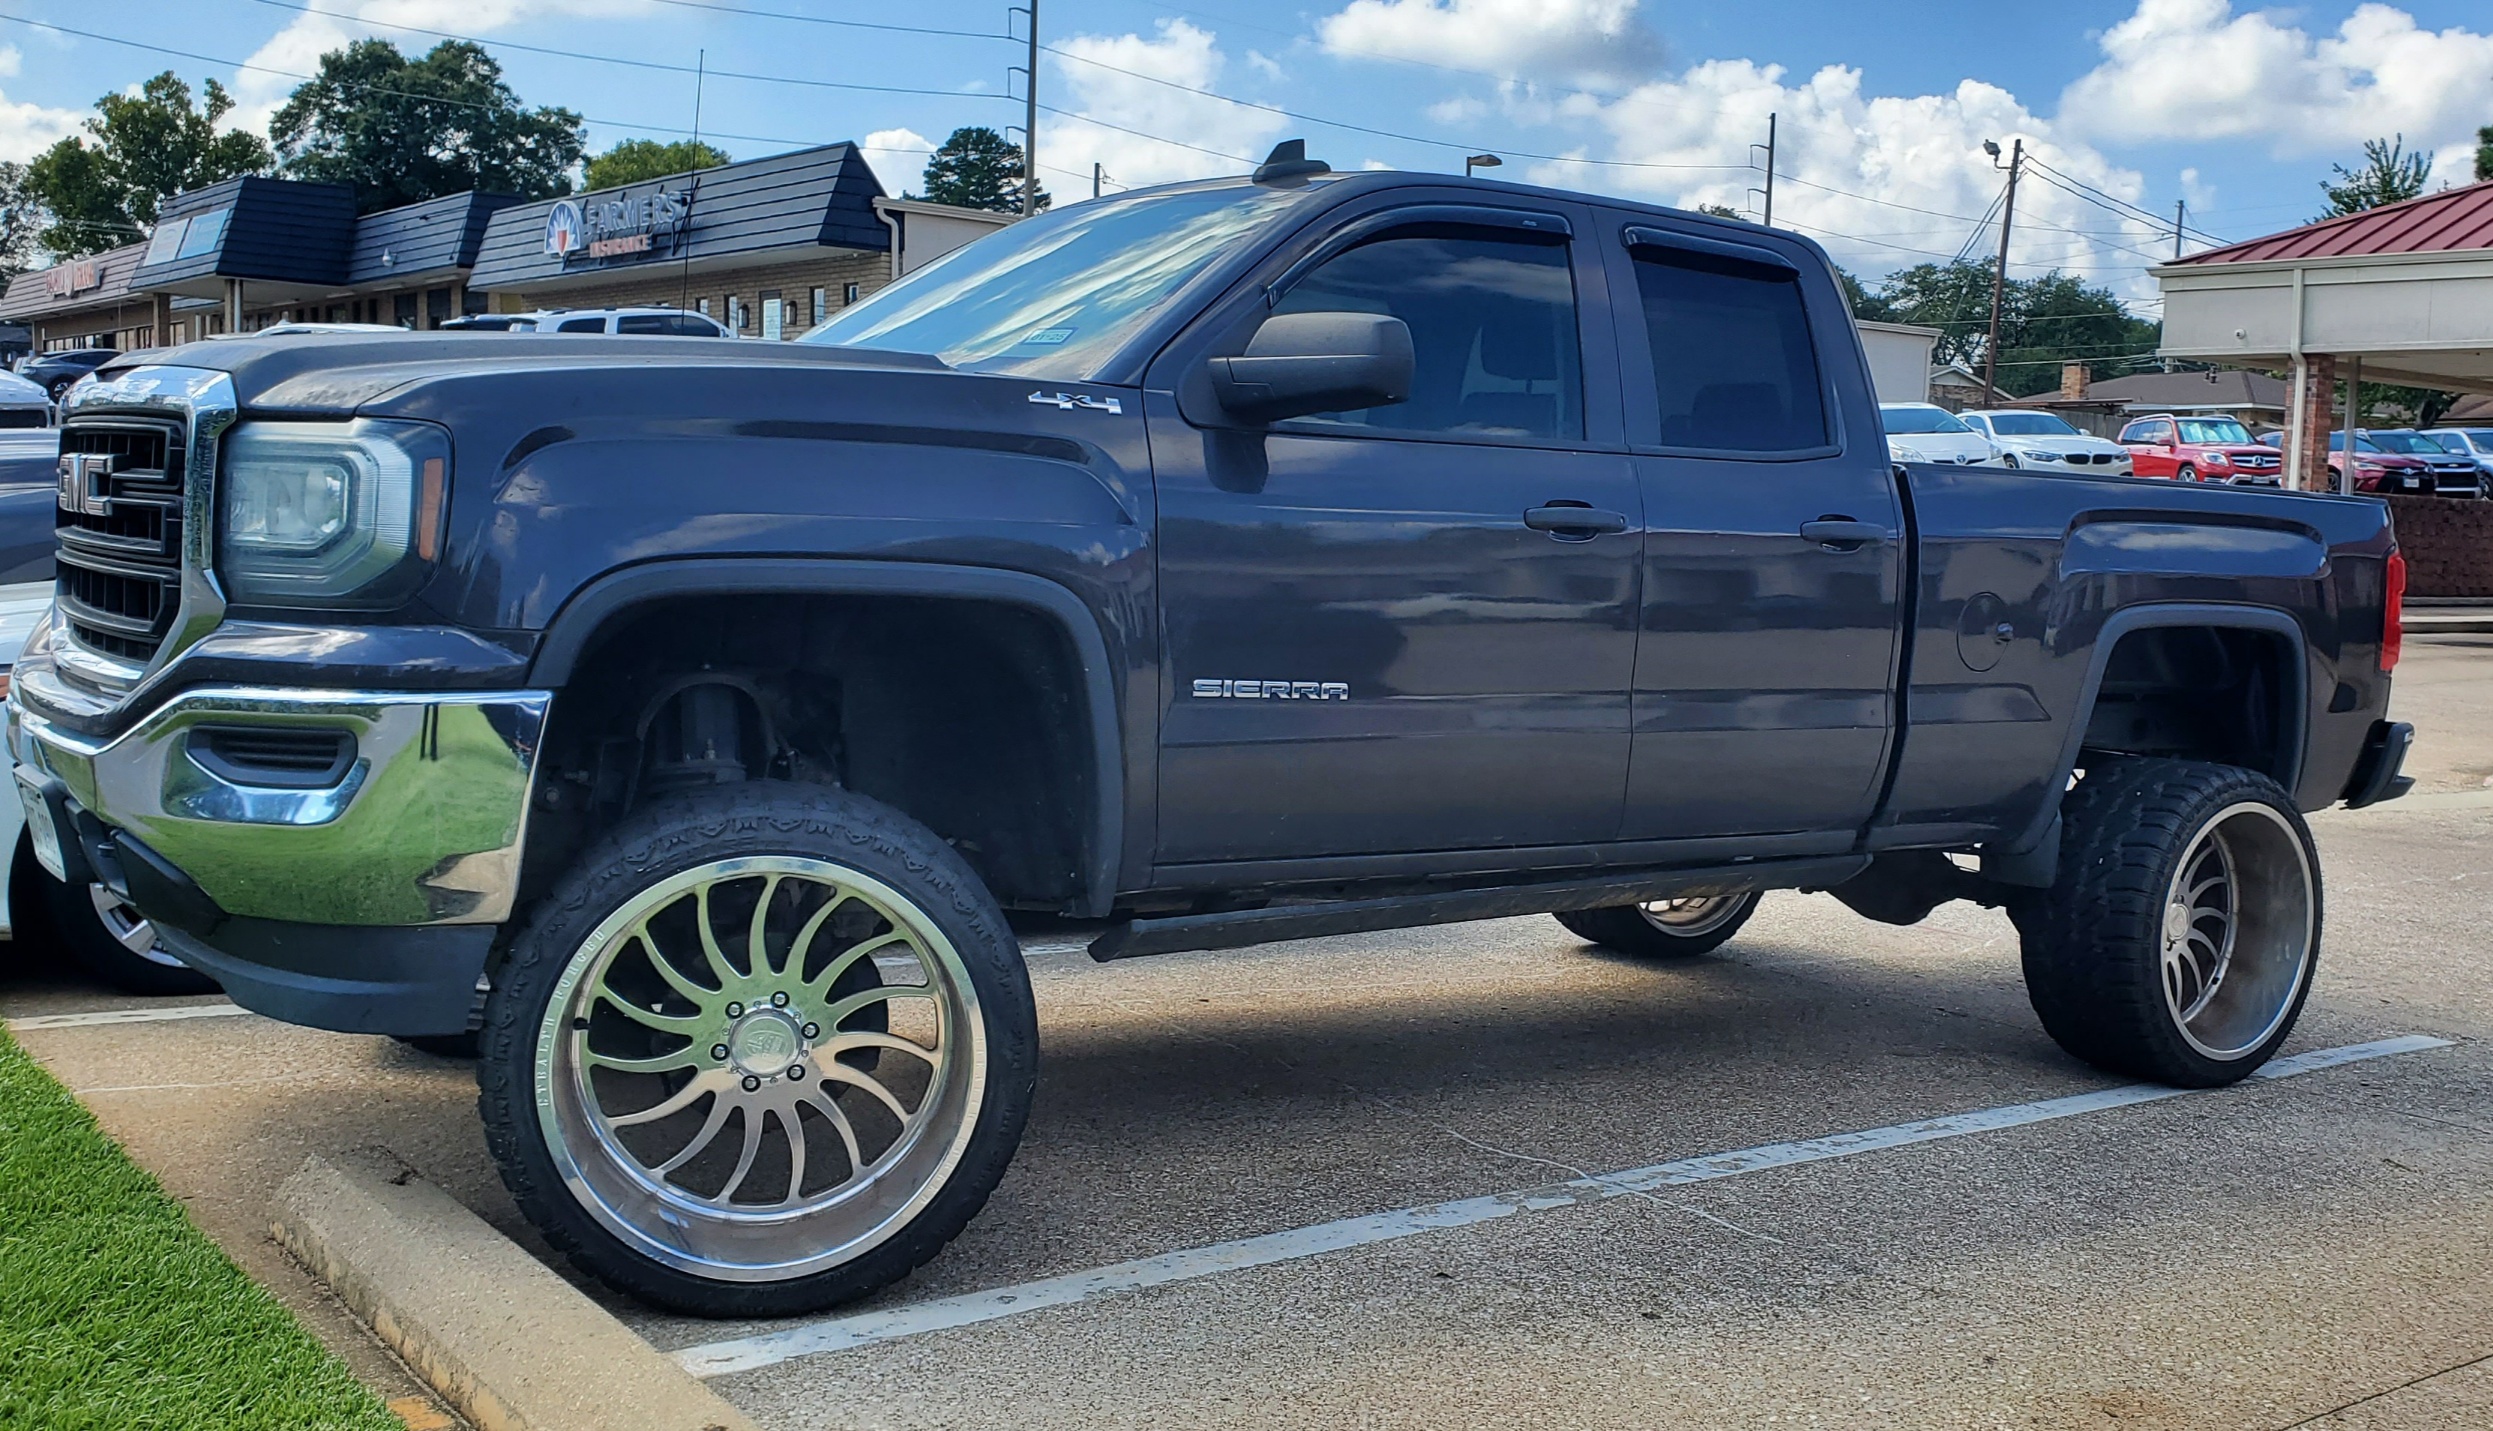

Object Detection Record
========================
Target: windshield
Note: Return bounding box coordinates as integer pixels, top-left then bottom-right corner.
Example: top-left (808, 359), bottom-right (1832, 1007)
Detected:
top-left (2173, 418), bottom-right (2252, 445)
top-left (2363, 431), bottom-right (2443, 455)
top-left (1984, 412), bottom-right (2081, 437)
top-left (1882, 406), bottom-right (1970, 435)
top-left (802, 182), bottom-right (1327, 379)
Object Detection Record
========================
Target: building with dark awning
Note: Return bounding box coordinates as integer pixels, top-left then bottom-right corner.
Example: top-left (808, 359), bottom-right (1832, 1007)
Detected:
top-left (0, 142), bottom-right (1012, 353)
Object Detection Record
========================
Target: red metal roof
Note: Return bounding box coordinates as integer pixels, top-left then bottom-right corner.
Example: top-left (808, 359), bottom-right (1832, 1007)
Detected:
top-left (2174, 179), bottom-right (2493, 265)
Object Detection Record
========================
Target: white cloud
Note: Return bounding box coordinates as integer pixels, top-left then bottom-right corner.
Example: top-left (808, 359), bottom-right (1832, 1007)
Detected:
top-left (0, 63), bottom-right (85, 163)
top-left (1043, 20), bottom-right (1289, 191)
top-left (0, 46), bottom-right (21, 80)
top-left (859, 126), bottom-right (933, 192)
top-left (1538, 59), bottom-right (2175, 297)
top-left (231, 0), bottom-right (654, 137)
top-left (1317, 0), bottom-right (1662, 87)
top-left (2059, 0), bottom-right (2493, 181)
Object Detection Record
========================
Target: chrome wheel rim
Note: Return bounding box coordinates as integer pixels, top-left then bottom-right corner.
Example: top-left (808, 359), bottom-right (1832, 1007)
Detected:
top-left (534, 856), bottom-right (987, 1283)
top-left (2159, 803), bottom-right (2314, 1060)
top-left (1636, 893), bottom-right (1749, 938)
top-left (88, 883), bottom-right (178, 966)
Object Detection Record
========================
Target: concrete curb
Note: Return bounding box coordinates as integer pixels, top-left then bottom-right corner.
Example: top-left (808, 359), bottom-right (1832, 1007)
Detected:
top-left (2405, 614), bottom-right (2493, 634)
top-left (273, 1149), bottom-right (761, 1431)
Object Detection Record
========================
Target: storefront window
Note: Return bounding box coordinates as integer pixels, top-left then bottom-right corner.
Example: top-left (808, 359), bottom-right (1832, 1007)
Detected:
top-left (393, 293), bottom-right (418, 328)
top-left (812, 287), bottom-right (827, 325)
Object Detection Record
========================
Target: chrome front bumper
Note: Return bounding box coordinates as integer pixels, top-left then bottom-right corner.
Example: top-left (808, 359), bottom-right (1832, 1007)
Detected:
top-left (10, 675), bottom-right (549, 927)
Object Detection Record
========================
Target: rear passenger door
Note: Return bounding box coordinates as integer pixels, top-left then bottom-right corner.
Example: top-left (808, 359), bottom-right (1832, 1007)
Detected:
top-left (1604, 217), bottom-right (1902, 846)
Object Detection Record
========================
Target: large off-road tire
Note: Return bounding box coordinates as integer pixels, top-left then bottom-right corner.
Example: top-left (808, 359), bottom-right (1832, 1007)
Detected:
top-left (2012, 758), bottom-right (2320, 1087)
top-left (24, 838), bottom-right (218, 996)
top-left (477, 782), bottom-right (1039, 1317)
top-left (1554, 891), bottom-right (1760, 959)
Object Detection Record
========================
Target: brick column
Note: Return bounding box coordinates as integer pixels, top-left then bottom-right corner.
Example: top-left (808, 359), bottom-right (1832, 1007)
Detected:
top-left (2289, 353), bottom-right (2337, 491)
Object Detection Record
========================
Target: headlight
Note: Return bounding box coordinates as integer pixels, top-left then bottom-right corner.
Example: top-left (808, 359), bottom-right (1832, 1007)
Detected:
top-left (219, 418), bottom-right (448, 607)
top-left (2204, 451), bottom-right (2231, 466)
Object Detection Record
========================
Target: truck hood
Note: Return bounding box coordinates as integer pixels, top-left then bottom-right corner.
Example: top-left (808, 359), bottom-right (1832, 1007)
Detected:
top-left (94, 331), bottom-right (950, 415)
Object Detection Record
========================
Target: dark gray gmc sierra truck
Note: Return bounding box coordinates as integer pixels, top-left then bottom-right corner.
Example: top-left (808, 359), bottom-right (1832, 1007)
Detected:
top-left (7, 145), bottom-right (2414, 1316)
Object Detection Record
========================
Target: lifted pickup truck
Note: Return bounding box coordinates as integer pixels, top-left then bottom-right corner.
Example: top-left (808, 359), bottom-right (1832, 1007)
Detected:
top-left (8, 147), bottom-right (2413, 1317)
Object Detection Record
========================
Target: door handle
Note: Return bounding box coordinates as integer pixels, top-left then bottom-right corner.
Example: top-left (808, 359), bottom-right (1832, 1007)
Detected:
top-left (1799, 518), bottom-right (1883, 551)
top-left (1524, 505), bottom-right (1628, 536)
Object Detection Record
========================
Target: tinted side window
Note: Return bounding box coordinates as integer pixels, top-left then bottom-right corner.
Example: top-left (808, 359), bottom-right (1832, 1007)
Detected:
top-left (668, 315), bottom-right (723, 337)
top-left (1270, 232), bottom-right (1582, 441)
top-left (616, 315), bottom-right (671, 335)
top-left (1631, 246), bottom-right (1826, 452)
top-left (556, 317), bottom-right (607, 333)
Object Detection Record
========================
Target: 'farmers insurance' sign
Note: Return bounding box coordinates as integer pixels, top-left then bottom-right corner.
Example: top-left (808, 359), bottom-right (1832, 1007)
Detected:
top-left (544, 188), bottom-right (692, 264)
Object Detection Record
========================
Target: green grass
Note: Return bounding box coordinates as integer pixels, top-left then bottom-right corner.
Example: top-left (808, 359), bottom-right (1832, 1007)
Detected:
top-left (0, 1030), bottom-right (402, 1431)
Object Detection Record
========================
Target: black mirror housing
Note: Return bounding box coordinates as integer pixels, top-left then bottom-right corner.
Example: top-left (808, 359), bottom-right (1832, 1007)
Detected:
top-left (1208, 312), bottom-right (1414, 424)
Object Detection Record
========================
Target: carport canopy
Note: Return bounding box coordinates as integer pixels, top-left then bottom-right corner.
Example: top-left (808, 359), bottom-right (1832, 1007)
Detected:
top-left (2153, 179), bottom-right (2493, 489)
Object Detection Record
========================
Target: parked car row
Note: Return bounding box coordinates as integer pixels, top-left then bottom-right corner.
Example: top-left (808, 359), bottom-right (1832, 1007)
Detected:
top-left (1883, 401), bottom-right (2489, 498)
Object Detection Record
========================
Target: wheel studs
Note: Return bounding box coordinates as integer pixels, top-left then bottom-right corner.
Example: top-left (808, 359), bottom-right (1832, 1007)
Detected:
top-left (742, 1074), bottom-right (762, 1092)
top-left (786, 1064), bottom-right (806, 1081)
top-left (802, 1022), bottom-right (820, 1040)
top-left (711, 1044), bottom-right (730, 1061)
top-left (771, 991), bottom-right (790, 1008)
top-left (725, 1001), bottom-right (744, 1018)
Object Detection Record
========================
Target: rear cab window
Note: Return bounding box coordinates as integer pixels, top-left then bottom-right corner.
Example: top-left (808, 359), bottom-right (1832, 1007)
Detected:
top-left (1605, 221), bottom-right (1833, 456)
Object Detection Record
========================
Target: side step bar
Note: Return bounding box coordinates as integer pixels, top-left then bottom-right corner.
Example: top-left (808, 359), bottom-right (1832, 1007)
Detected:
top-left (1086, 855), bottom-right (1870, 962)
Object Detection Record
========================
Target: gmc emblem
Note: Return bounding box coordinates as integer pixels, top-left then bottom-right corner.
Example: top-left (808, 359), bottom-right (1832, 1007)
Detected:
top-left (57, 453), bottom-right (113, 516)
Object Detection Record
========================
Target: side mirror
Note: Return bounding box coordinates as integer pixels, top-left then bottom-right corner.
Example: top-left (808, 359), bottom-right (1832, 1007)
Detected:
top-left (1208, 311), bottom-right (1414, 423)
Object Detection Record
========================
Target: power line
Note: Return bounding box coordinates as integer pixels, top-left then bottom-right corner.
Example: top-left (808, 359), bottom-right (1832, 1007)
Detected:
top-left (235, 0), bottom-right (1002, 102)
top-left (1041, 42), bottom-right (1746, 172)
top-left (0, 12), bottom-right (856, 152)
top-left (636, 0), bottom-right (1006, 41)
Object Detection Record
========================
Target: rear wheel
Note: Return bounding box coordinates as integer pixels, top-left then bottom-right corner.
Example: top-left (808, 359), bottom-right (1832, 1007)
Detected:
top-left (1554, 891), bottom-right (1760, 958)
top-left (2013, 759), bottom-right (2318, 1086)
top-left (478, 782), bottom-right (1037, 1316)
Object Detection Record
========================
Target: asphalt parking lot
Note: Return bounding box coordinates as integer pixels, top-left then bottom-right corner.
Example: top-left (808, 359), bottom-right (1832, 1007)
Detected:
top-left (7, 633), bottom-right (2490, 1431)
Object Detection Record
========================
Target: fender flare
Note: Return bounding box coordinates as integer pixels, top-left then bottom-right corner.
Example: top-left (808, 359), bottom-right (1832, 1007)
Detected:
top-left (2004, 602), bottom-right (2309, 856)
top-left (529, 557), bottom-right (1126, 917)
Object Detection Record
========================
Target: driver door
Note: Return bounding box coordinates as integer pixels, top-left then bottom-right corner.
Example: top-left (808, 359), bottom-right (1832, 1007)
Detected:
top-left (1143, 196), bottom-right (1642, 866)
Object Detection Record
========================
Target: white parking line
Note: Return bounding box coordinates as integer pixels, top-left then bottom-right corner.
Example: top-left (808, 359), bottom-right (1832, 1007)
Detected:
top-left (6, 1001), bottom-right (249, 1031)
top-left (672, 1034), bottom-right (2454, 1378)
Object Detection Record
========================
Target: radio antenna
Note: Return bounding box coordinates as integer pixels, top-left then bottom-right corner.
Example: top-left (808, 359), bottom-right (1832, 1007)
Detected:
top-left (679, 49), bottom-right (705, 316)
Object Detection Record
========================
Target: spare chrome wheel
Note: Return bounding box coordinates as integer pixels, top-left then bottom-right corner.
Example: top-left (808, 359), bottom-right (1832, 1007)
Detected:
top-left (1554, 889), bottom-right (1761, 958)
top-left (1638, 895), bottom-right (1751, 940)
top-left (479, 784), bottom-right (1036, 1317)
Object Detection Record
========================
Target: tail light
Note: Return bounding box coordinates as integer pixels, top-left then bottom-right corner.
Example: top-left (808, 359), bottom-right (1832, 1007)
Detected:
top-left (2382, 549), bottom-right (2406, 672)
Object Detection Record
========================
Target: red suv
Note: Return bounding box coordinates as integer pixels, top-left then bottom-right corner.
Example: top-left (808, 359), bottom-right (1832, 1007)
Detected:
top-left (2115, 414), bottom-right (2284, 484)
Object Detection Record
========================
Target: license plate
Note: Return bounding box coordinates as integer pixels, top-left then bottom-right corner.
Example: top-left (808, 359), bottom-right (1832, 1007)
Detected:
top-left (15, 774), bottom-right (63, 880)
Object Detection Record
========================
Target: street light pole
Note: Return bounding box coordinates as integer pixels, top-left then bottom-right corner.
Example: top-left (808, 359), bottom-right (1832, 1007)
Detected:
top-left (1464, 153), bottom-right (1501, 179)
top-left (1982, 137), bottom-right (2023, 407)
top-left (1762, 112), bottom-right (1776, 227)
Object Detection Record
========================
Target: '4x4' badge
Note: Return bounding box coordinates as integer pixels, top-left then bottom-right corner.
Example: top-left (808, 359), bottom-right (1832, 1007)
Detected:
top-left (1027, 391), bottom-right (1123, 415)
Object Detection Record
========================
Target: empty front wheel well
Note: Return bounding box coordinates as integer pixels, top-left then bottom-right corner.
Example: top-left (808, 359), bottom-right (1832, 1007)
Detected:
top-left (522, 592), bottom-right (1102, 914)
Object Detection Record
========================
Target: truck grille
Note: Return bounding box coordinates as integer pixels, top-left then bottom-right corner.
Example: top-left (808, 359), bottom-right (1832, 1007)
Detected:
top-left (55, 418), bottom-right (187, 664)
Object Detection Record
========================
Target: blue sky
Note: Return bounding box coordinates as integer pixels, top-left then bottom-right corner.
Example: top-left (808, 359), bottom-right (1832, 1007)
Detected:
top-left (0, 0), bottom-right (2487, 307)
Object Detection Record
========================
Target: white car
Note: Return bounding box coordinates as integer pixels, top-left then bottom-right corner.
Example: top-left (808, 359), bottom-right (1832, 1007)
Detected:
top-left (1960, 409), bottom-right (2134, 476)
top-left (441, 307), bottom-right (733, 337)
top-left (0, 369), bottom-right (54, 429)
top-left (1880, 403), bottom-right (2003, 466)
top-left (0, 588), bottom-right (212, 994)
top-left (2422, 427), bottom-right (2493, 493)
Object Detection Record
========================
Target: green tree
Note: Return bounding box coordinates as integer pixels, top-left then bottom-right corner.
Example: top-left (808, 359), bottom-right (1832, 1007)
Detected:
top-left (1869, 258), bottom-right (2160, 397)
top-left (2474, 124), bottom-right (2490, 183)
top-left (2317, 135), bottom-right (2432, 220)
top-left (583, 138), bottom-right (730, 191)
top-left (1833, 264), bottom-right (1895, 322)
top-left (916, 126), bottom-right (1046, 213)
top-left (271, 40), bottom-right (584, 213)
top-left (24, 72), bottom-right (269, 255)
top-left (1695, 202), bottom-right (1740, 220)
top-left (0, 163), bottom-right (50, 279)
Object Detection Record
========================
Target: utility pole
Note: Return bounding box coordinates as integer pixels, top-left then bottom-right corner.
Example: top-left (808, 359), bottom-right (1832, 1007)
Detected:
top-left (1982, 137), bottom-right (2022, 406)
top-left (1092, 162), bottom-right (1101, 200)
top-left (1022, 0), bottom-right (1040, 216)
top-left (2172, 198), bottom-right (2185, 260)
top-left (1762, 112), bottom-right (1776, 227)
